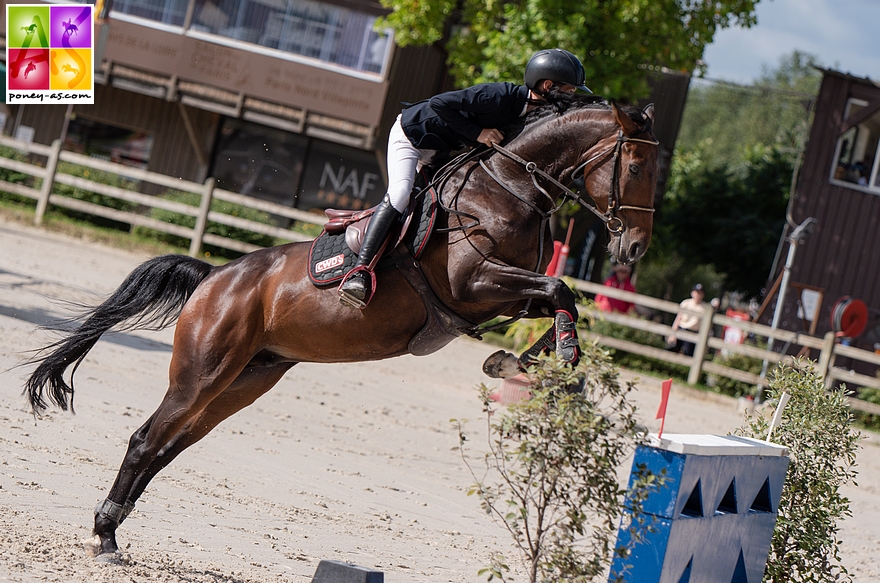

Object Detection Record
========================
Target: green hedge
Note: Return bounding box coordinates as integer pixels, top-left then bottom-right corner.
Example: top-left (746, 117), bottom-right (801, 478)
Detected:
top-left (51, 161), bottom-right (137, 229)
top-left (0, 145), bottom-right (36, 206)
top-left (132, 189), bottom-right (276, 259)
top-left (588, 317), bottom-right (690, 380)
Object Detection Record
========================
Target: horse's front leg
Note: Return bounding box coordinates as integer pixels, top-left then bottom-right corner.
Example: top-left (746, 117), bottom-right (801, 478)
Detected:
top-left (452, 265), bottom-right (580, 377)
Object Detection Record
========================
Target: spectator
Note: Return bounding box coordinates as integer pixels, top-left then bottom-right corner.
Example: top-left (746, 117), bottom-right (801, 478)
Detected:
top-left (667, 283), bottom-right (706, 356)
top-left (595, 262), bottom-right (636, 313)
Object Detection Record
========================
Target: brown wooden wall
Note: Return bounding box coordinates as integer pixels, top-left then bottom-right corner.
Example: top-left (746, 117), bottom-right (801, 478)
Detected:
top-left (783, 70), bottom-right (880, 351)
top-left (377, 44), bottom-right (450, 160)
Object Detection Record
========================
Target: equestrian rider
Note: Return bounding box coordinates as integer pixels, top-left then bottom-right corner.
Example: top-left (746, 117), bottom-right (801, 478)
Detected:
top-left (339, 48), bottom-right (591, 308)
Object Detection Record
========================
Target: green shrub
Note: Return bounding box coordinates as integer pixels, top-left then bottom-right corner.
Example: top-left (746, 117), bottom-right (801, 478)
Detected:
top-left (708, 349), bottom-right (764, 398)
top-left (456, 350), bottom-right (664, 583)
top-left (852, 385), bottom-right (880, 431)
top-left (588, 316), bottom-right (689, 380)
top-left (133, 189), bottom-right (276, 259)
top-left (0, 145), bottom-right (37, 206)
top-left (51, 161), bottom-right (137, 230)
top-left (736, 362), bottom-right (860, 583)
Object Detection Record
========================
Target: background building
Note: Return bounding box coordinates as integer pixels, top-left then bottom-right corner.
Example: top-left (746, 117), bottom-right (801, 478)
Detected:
top-left (0, 0), bottom-right (686, 232)
top-left (773, 68), bottom-right (880, 356)
top-left (1, 0), bottom-right (448, 213)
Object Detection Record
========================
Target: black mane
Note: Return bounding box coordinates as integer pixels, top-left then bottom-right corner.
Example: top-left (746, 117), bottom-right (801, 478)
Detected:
top-left (523, 92), bottom-right (610, 124)
top-left (510, 91), bottom-right (650, 133)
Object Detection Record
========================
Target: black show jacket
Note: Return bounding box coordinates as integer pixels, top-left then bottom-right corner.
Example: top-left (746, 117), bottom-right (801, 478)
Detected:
top-left (400, 82), bottom-right (531, 150)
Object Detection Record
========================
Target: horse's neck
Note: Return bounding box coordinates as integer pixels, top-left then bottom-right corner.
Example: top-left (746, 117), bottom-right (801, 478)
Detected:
top-left (508, 112), bottom-right (615, 182)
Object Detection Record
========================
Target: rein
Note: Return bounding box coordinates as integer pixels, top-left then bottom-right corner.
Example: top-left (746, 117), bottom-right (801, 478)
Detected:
top-left (407, 125), bottom-right (659, 337)
top-left (489, 130), bottom-right (659, 233)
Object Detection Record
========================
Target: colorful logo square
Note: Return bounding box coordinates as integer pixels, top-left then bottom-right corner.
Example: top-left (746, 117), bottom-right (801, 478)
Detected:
top-left (6, 3), bottom-right (94, 104)
top-left (50, 5), bottom-right (93, 49)
top-left (7, 5), bottom-right (50, 49)
top-left (51, 48), bottom-right (91, 91)
top-left (8, 48), bottom-right (49, 89)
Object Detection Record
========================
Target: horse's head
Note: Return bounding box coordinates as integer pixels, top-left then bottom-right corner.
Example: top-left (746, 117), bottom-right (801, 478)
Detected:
top-left (579, 102), bottom-right (659, 264)
top-left (501, 97), bottom-right (659, 265)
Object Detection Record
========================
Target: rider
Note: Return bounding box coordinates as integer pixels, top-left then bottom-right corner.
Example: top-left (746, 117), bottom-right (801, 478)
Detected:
top-left (338, 48), bottom-right (591, 308)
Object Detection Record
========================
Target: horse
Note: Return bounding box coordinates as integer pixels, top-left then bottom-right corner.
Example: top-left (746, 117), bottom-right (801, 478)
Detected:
top-left (24, 96), bottom-right (659, 558)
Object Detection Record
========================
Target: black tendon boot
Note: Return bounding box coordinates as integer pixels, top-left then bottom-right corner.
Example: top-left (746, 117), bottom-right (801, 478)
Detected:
top-left (339, 196), bottom-right (401, 308)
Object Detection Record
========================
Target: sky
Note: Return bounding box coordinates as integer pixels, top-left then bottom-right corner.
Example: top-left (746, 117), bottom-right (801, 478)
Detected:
top-left (700, 0), bottom-right (880, 84)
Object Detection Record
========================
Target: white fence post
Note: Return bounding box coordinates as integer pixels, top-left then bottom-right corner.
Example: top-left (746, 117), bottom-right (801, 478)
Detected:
top-left (687, 304), bottom-right (715, 385)
top-left (816, 331), bottom-right (837, 387)
top-left (189, 177), bottom-right (215, 257)
top-left (34, 139), bottom-right (62, 225)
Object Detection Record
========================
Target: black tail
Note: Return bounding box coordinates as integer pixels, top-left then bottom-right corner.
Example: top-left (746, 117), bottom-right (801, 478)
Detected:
top-left (25, 254), bottom-right (214, 414)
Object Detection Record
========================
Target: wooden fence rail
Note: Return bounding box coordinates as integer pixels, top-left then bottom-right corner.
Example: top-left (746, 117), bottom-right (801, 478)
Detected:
top-left (0, 137), bottom-right (877, 415)
top-left (572, 279), bottom-right (880, 415)
top-left (0, 136), bottom-right (326, 257)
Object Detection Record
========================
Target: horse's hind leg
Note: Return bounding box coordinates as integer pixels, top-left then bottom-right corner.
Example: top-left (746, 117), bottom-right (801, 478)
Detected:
top-left (124, 360), bottom-right (297, 505)
top-left (88, 353), bottom-right (294, 556)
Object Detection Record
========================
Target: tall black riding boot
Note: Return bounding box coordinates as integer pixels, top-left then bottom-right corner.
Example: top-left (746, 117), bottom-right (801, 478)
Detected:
top-left (339, 196), bottom-right (401, 308)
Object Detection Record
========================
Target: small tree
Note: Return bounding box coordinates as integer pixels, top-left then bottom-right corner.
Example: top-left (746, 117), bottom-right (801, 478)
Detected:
top-left (455, 345), bottom-right (662, 582)
top-left (736, 362), bottom-right (861, 583)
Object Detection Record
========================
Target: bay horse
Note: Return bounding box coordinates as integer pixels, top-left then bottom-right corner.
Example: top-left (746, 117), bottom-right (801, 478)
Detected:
top-left (24, 96), bottom-right (659, 557)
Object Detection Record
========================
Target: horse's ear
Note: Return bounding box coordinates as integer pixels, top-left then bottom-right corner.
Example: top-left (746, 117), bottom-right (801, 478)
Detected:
top-left (611, 100), bottom-right (639, 135)
top-left (643, 103), bottom-right (655, 124)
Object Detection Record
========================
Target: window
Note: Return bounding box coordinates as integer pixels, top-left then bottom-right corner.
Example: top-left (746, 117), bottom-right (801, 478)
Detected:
top-left (189, 0), bottom-right (392, 75)
top-left (113, 0), bottom-right (189, 27)
top-left (210, 117), bottom-right (308, 208)
top-left (831, 98), bottom-right (880, 192)
top-left (63, 117), bottom-right (154, 170)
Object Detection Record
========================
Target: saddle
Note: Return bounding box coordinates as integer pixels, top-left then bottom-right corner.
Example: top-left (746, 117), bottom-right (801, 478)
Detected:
top-left (308, 172), bottom-right (481, 355)
top-left (308, 173), bottom-right (438, 286)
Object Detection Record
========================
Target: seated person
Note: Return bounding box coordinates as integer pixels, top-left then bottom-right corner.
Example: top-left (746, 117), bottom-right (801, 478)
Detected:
top-left (595, 262), bottom-right (636, 313)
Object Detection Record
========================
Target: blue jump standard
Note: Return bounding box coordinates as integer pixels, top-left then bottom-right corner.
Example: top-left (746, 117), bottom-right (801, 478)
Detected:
top-left (311, 560), bottom-right (384, 583)
top-left (609, 434), bottom-right (789, 583)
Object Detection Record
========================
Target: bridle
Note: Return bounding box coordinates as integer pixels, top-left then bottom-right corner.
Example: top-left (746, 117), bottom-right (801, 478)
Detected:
top-left (487, 129), bottom-right (659, 233)
top-left (422, 122), bottom-right (659, 336)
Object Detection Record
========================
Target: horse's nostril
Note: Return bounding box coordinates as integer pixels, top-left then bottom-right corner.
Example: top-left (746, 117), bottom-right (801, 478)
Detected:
top-left (629, 241), bottom-right (642, 261)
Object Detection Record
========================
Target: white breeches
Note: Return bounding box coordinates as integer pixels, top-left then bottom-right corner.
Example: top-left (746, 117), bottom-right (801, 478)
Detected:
top-left (386, 115), bottom-right (437, 213)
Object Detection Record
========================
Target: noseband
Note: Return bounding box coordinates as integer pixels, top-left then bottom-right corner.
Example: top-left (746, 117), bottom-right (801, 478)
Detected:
top-left (489, 129), bottom-right (659, 233)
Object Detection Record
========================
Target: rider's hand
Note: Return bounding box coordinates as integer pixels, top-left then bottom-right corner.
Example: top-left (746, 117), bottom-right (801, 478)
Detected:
top-left (477, 128), bottom-right (504, 146)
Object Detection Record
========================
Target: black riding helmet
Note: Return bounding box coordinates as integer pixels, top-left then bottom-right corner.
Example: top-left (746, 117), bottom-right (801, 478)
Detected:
top-left (524, 48), bottom-right (591, 94)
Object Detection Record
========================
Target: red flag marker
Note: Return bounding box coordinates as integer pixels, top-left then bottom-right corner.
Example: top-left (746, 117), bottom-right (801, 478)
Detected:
top-left (656, 379), bottom-right (673, 439)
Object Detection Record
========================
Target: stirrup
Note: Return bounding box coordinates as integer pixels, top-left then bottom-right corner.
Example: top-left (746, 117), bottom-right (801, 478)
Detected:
top-left (338, 267), bottom-right (374, 309)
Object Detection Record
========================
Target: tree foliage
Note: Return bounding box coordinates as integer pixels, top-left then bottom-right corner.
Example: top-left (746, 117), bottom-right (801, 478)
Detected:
top-left (636, 52), bottom-right (822, 300)
top-left (378, 0), bottom-right (761, 98)
top-left (676, 51), bottom-right (821, 167)
top-left (660, 144), bottom-right (792, 297)
top-left (736, 362), bottom-right (860, 582)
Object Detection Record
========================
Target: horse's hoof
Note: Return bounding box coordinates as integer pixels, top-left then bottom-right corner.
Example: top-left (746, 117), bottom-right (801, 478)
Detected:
top-left (83, 532), bottom-right (121, 559)
top-left (482, 350), bottom-right (522, 378)
top-left (95, 551), bottom-right (126, 565)
top-left (82, 534), bottom-right (104, 557)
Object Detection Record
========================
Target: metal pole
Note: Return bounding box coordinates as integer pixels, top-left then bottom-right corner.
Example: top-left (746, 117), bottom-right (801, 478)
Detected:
top-left (756, 217), bottom-right (816, 401)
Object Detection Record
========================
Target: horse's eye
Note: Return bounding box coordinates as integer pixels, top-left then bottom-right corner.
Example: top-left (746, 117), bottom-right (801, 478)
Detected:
top-left (629, 164), bottom-right (640, 176)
